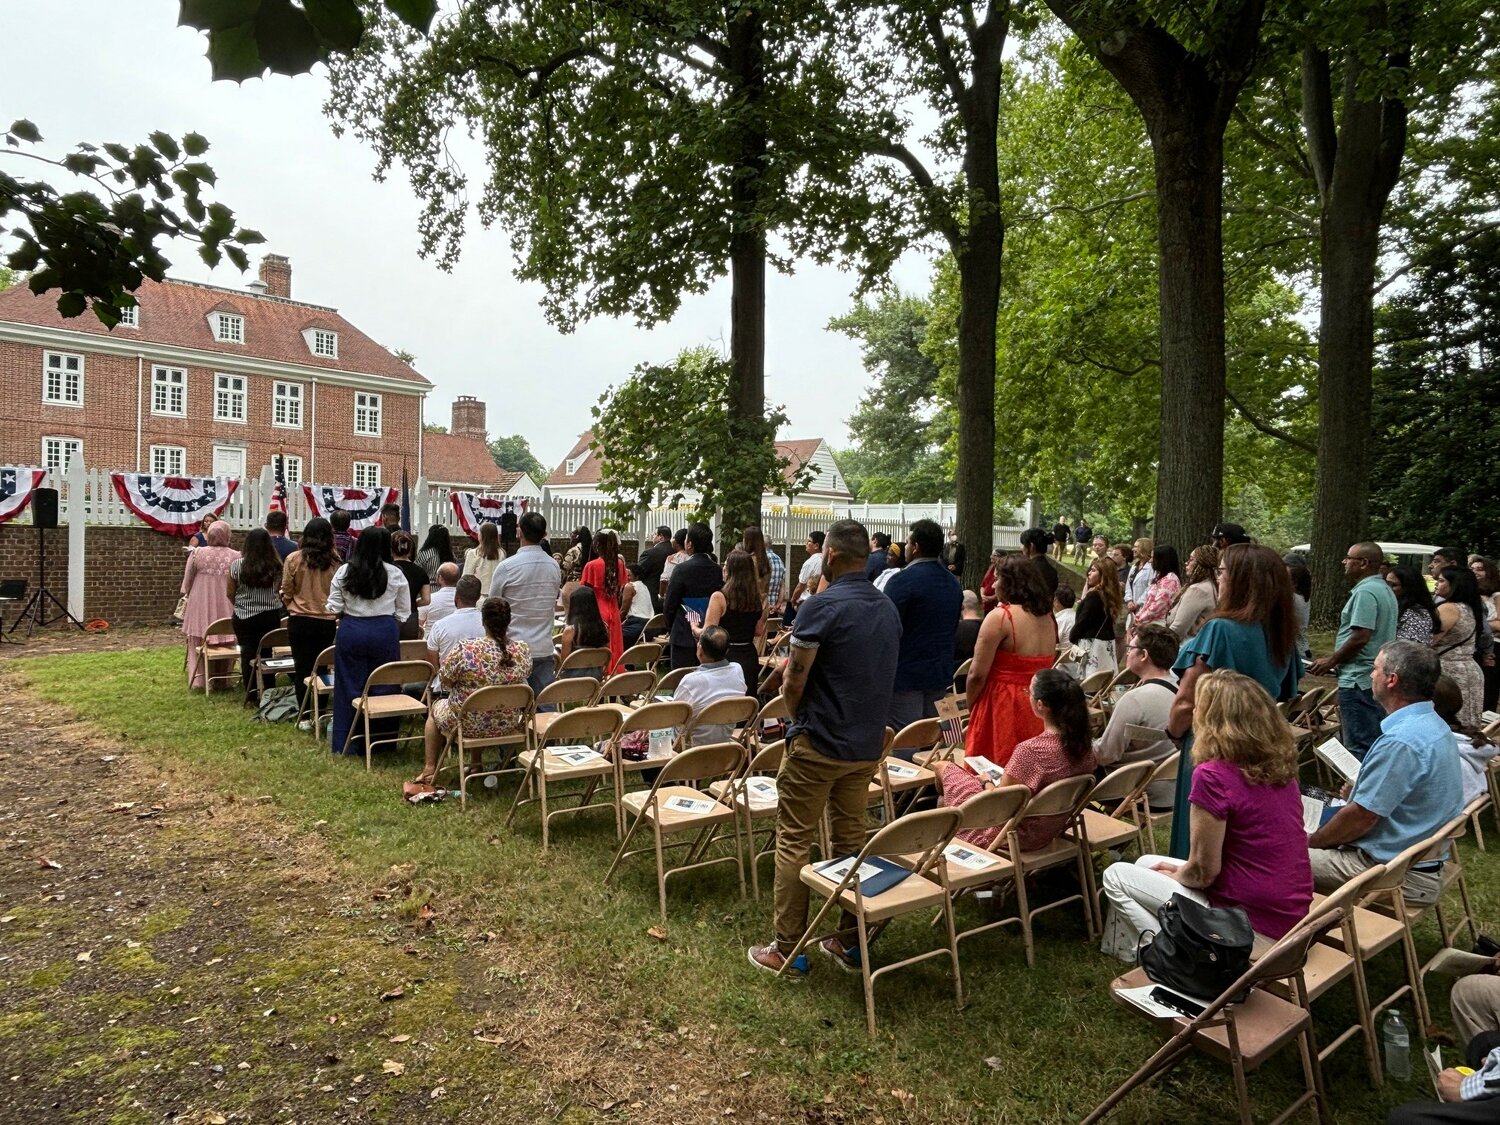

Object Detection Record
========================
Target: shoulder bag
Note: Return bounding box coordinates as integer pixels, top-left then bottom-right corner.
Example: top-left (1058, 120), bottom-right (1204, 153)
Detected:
top-left (1138, 893), bottom-right (1254, 1003)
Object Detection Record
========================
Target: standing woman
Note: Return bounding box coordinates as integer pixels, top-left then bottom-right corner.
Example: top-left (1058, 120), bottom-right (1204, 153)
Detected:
top-left (282, 516), bottom-right (338, 718)
top-left (561, 527), bottom-right (593, 584)
top-left (742, 526), bottom-right (784, 612)
top-left (326, 527), bottom-right (411, 757)
top-left (581, 528), bottom-right (633, 667)
top-left (415, 525), bottom-right (456, 584)
top-left (390, 531), bottom-right (431, 639)
top-left (462, 522), bottom-right (505, 596)
top-left (965, 555), bottom-right (1058, 767)
top-left (1470, 555), bottom-right (1500, 711)
top-left (1132, 544), bottom-right (1182, 633)
top-left (1385, 564), bottom-right (1439, 645)
top-left (182, 520), bottom-right (238, 689)
top-left (189, 512), bottom-right (219, 548)
top-left (1165, 543), bottom-right (1302, 858)
top-left (979, 547), bottom-right (1003, 613)
top-left (1433, 566), bottom-right (1488, 728)
top-left (697, 548), bottom-right (765, 693)
top-left (1071, 556), bottom-right (1123, 676)
top-left (226, 528), bottom-right (285, 703)
top-left (1284, 554), bottom-right (1313, 661)
top-left (1168, 545), bottom-right (1219, 642)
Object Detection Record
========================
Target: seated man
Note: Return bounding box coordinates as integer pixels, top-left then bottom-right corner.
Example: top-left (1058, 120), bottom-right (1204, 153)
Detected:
top-left (1388, 959), bottom-right (1500, 1123)
top-left (673, 625), bottom-right (747, 747)
top-left (1094, 623), bottom-right (1178, 808)
top-left (422, 562), bottom-right (462, 627)
top-left (426, 576), bottom-right (485, 677)
top-left (1307, 640), bottom-right (1464, 904)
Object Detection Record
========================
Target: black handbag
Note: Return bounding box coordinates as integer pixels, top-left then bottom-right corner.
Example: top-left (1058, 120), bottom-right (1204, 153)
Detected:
top-left (1138, 894), bottom-right (1254, 1003)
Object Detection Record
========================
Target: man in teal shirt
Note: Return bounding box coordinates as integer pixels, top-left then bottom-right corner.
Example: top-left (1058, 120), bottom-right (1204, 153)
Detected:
top-left (1309, 541), bottom-right (1397, 756)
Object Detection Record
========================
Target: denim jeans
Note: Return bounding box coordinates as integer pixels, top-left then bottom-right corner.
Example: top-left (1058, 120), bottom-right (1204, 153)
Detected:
top-left (1337, 686), bottom-right (1386, 757)
top-left (529, 656), bottom-right (556, 710)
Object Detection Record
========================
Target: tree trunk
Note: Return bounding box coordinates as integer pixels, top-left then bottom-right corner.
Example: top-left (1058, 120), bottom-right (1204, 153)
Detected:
top-left (1149, 113), bottom-right (1228, 551)
top-left (723, 2), bottom-right (768, 544)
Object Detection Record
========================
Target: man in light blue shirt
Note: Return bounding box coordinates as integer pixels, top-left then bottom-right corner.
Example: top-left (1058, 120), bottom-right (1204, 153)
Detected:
top-left (1308, 640), bottom-right (1463, 904)
top-left (1309, 541), bottom-right (1398, 756)
top-left (489, 511), bottom-right (561, 700)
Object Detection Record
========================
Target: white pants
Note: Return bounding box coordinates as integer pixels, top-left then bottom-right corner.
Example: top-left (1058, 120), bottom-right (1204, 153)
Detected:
top-left (1099, 855), bottom-right (1210, 963)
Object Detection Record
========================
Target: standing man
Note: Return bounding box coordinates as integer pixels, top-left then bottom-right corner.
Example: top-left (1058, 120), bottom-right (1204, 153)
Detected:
top-left (380, 502), bottom-right (402, 532)
top-left (943, 528), bottom-right (966, 578)
top-left (865, 532), bottom-right (891, 579)
top-left (489, 510), bottom-right (562, 699)
top-left (1051, 518), bottom-right (1071, 561)
top-left (636, 525), bottom-right (675, 614)
top-left (264, 509), bottom-right (297, 561)
top-left (663, 522), bottom-right (723, 669)
top-left (749, 520), bottom-right (901, 977)
top-left (1309, 541), bottom-right (1398, 756)
top-left (786, 530), bottom-right (825, 626)
top-left (884, 519), bottom-right (961, 736)
top-left (499, 502), bottom-right (519, 557)
top-left (1210, 522), bottom-right (1250, 552)
top-left (1073, 517), bottom-right (1093, 563)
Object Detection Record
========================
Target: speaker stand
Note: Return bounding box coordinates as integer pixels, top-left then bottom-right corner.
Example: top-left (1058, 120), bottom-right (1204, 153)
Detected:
top-left (7, 524), bottom-right (85, 638)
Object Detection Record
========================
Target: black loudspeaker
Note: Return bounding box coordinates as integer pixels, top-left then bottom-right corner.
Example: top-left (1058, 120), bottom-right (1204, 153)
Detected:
top-left (32, 488), bottom-right (59, 529)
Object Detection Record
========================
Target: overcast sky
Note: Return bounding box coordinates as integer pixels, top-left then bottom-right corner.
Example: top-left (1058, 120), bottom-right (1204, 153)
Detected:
top-left (2, 2), bottom-right (937, 471)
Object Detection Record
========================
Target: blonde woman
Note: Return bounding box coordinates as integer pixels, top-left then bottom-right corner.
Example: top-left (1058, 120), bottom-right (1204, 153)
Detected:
top-left (1099, 670), bottom-right (1312, 961)
top-left (462, 521), bottom-right (506, 598)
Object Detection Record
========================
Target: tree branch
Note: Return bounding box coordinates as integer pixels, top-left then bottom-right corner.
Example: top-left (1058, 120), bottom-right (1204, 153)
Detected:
top-left (1225, 385), bottom-right (1315, 454)
top-left (1374, 220), bottom-right (1500, 296)
top-left (1300, 46), bottom-right (1336, 199)
top-left (868, 141), bottom-right (963, 250)
top-left (919, 0), bottom-right (969, 110)
top-left (1013, 190), bottom-right (1153, 224)
top-left (1072, 352), bottom-right (1159, 377)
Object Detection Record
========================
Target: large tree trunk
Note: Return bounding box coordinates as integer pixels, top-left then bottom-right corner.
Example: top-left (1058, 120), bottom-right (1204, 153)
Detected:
top-left (1303, 41), bottom-right (1408, 626)
top-left (1150, 112), bottom-right (1228, 550)
top-left (723, 2), bottom-right (768, 544)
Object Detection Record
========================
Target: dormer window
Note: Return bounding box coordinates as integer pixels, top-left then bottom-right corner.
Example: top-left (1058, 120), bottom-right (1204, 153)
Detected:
top-left (213, 312), bottom-right (244, 343)
top-left (566, 449), bottom-right (590, 476)
top-left (304, 328), bottom-right (339, 358)
top-left (116, 304), bottom-right (138, 328)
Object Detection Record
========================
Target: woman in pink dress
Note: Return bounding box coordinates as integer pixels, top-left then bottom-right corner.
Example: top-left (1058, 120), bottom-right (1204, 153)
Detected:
top-left (580, 528), bottom-right (634, 668)
top-left (181, 520), bottom-right (239, 689)
top-left (963, 554), bottom-right (1058, 767)
top-left (1131, 543), bottom-right (1182, 635)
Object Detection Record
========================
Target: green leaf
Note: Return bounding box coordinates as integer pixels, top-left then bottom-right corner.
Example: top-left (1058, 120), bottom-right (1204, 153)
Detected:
top-left (55, 292), bottom-right (86, 318)
top-left (178, 0), bottom-right (260, 33)
top-left (206, 22), bottom-right (265, 82)
top-left (102, 142), bottom-right (130, 162)
top-left (181, 132), bottom-right (210, 157)
top-left (234, 227), bottom-right (266, 245)
top-left (384, 0), bottom-right (437, 34)
top-left (224, 245), bottom-right (250, 272)
top-left (303, 0), bottom-right (363, 51)
top-left (150, 130), bottom-right (180, 161)
top-left (8, 119), bottom-right (41, 143)
top-left (254, 0), bottom-right (325, 77)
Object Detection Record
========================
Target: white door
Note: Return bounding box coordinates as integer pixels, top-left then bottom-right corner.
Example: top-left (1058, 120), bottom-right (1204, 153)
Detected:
top-left (212, 445), bottom-right (245, 480)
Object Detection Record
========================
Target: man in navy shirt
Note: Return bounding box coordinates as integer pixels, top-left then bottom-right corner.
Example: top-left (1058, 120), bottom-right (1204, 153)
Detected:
top-left (749, 519), bottom-right (901, 979)
top-left (883, 518), bottom-right (962, 736)
top-left (864, 532), bottom-right (891, 579)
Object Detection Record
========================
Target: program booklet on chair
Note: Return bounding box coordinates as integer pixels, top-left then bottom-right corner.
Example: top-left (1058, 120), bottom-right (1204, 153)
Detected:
top-left (551, 745), bottom-right (605, 766)
top-left (815, 854), bottom-right (912, 896)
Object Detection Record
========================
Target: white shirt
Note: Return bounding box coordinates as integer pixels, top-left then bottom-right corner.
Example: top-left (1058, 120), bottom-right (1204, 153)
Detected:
top-left (327, 562), bottom-right (411, 620)
top-left (423, 585), bottom-right (458, 626)
top-left (798, 553), bottom-right (823, 586)
top-left (427, 606), bottom-right (486, 665)
top-left (1055, 608), bottom-right (1076, 638)
top-left (873, 567), bottom-right (899, 592)
top-left (626, 579), bottom-right (654, 621)
top-left (673, 659), bottom-right (747, 747)
top-left (489, 545), bottom-right (562, 663)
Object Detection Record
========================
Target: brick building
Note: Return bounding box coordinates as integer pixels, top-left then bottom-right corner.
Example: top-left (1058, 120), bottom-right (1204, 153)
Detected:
top-left (422, 396), bottom-right (541, 498)
top-left (0, 255), bottom-right (430, 487)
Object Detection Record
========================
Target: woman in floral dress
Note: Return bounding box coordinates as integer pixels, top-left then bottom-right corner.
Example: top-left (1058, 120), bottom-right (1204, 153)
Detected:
top-left (411, 597), bottom-right (532, 787)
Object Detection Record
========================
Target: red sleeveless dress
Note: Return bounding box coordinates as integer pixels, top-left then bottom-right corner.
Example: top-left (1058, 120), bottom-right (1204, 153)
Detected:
top-left (965, 605), bottom-right (1058, 767)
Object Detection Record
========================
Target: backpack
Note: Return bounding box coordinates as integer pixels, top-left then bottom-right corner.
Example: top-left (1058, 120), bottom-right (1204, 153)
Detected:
top-left (253, 686), bottom-right (300, 724)
top-left (1138, 894), bottom-right (1254, 1003)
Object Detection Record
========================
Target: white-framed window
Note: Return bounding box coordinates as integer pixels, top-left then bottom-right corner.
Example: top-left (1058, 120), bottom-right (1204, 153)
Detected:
top-left (214, 373), bottom-right (247, 422)
top-left (213, 312), bottom-right (244, 343)
top-left (352, 461), bottom-right (381, 488)
top-left (275, 455), bottom-right (304, 486)
top-left (43, 351), bottom-right (84, 406)
top-left (116, 305), bottom-right (139, 328)
top-left (41, 436), bottom-right (82, 472)
top-left (152, 365), bottom-right (187, 416)
top-left (150, 445), bottom-right (186, 475)
top-left (272, 381), bottom-right (303, 428)
top-left (312, 329), bottom-right (338, 358)
top-left (354, 391), bottom-right (382, 436)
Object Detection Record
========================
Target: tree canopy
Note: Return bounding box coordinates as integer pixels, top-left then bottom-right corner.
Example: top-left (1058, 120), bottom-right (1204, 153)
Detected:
top-left (487, 434), bottom-right (547, 483)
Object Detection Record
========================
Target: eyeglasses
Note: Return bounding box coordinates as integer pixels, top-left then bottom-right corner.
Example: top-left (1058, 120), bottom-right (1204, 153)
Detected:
top-left (1215, 567), bottom-right (1227, 575)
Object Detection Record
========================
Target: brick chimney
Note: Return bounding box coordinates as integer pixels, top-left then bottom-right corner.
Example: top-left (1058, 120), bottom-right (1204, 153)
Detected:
top-left (257, 254), bottom-right (291, 298)
top-left (451, 395), bottom-right (487, 442)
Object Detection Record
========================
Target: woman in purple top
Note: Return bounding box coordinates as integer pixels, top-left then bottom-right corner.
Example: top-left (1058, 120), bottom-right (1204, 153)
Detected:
top-left (1099, 669), bottom-right (1312, 961)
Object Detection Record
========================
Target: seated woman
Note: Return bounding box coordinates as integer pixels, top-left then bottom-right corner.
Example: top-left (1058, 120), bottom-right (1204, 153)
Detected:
top-left (932, 668), bottom-right (1097, 853)
top-left (558, 585), bottom-right (609, 678)
top-left (1435, 674), bottom-right (1498, 805)
top-left (1099, 669), bottom-right (1312, 962)
top-left (390, 530), bottom-right (431, 639)
top-left (411, 597), bottom-right (532, 788)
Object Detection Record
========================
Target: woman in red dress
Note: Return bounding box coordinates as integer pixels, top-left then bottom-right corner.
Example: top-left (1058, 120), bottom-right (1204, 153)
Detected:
top-left (581, 528), bottom-right (634, 668)
top-left (964, 554), bottom-right (1059, 767)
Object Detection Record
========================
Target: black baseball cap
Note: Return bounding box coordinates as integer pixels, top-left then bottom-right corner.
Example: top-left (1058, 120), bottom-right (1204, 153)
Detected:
top-left (1211, 523), bottom-right (1249, 545)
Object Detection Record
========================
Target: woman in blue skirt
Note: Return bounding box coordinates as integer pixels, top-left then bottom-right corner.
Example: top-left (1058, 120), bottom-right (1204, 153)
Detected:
top-left (327, 527), bottom-right (411, 757)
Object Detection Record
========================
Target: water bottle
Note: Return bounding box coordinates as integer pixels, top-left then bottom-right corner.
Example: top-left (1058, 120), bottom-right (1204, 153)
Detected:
top-left (1383, 1009), bottom-right (1411, 1080)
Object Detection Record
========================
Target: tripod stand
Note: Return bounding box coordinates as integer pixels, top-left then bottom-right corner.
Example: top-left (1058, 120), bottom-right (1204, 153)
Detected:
top-left (8, 523), bottom-right (85, 638)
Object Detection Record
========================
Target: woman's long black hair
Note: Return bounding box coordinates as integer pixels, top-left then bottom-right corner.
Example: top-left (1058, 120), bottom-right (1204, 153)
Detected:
top-left (238, 528), bottom-right (283, 589)
top-left (565, 585), bottom-right (608, 649)
top-left (299, 516), bottom-right (336, 571)
top-left (1388, 565), bottom-right (1439, 631)
top-left (420, 525), bottom-right (455, 565)
top-left (1031, 668), bottom-right (1092, 763)
top-left (344, 526), bottom-right (391, 600)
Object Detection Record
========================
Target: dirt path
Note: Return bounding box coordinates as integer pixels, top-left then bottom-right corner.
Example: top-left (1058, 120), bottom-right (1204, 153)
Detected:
top-left (0, 665), bottom-right (820, 1124)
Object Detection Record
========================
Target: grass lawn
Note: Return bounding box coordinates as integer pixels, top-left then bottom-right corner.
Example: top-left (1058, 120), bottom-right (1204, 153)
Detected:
top-left (10, 645), bottom-right (1497, 1123)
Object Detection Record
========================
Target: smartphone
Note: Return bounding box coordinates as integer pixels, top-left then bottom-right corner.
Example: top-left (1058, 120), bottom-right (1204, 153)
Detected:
top-left (1149, 986), bottom-right (1206, 1018)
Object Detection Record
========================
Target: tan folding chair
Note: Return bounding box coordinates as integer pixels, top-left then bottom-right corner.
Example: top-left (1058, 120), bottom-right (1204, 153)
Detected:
top-left (1426, 815), bottom-right (1480, 957)
top-left (1082, 907), bottom-right (1339, 1125)
top-left (952, 658), bottom-right (972, 695)
top-left (506, 705), bottom-right (624, 851)
top-left (600, 700), bottom-right (693, 831)
top-left (252, 627), bottom-right (295, 700)
top-left (654, 666), bottom-right (693, 696)
top-left (1079, 668), bottom-right (1114, 698)
top-left (641, 613), bottom-right (667, 640)
top-left (532, 676), bottom-right (601, 739)
top-left (780, 806), bottom-right (966, 1036)
top-left (878, 719), bottom-right (942, 815)
top-left (992, 773), bottom-right (1098, 965)
top-left (305, 645), bottom-right (336, 739)
top-left (193, 617), bottom-right (239, 695)
top-left (349, 660), bottom-right (432, 769)
top-left (1463, 791), bottom-right (1490, 853)
top-left (685, 694), bottom-right (761, 749)
top-left (707, 738), bottom-right (786, 900)
top-left (558, 646), bottom-right (611, 678)
top-left (1137, 754), bottom-right (1180, 854)
top-left (617, 642), bottom-right (662, 672)
top-left (604, 740), bottom-right (745, 923)
top-left (1068, 759), bottom-right (1156, 929)
top-left (434, 683), bottom-right (535, 808)
top-left (399, 638), bottom-right (429, 663)
top-left (596, 669), bottom-right (657, 712)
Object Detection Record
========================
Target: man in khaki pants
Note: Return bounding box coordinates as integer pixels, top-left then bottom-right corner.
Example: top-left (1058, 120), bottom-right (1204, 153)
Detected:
top-left (748, 519), bottom-right (901, 979)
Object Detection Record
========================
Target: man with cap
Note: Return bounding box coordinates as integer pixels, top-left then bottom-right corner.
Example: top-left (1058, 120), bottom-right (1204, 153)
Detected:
top-left (1211, 523), bottom-right (1250, 551)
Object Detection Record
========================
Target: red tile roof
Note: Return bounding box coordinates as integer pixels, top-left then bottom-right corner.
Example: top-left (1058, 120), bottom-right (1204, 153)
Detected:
top-left (423, 431), bottom-right (522, 489)
top-left (0, 276), bottom-right (429, 386)
top-left (545, 430), bottom-right (838, 492)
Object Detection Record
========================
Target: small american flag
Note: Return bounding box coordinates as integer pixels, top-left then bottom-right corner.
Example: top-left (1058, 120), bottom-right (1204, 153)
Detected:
top-left (270, 454), bottom-right (288, 514)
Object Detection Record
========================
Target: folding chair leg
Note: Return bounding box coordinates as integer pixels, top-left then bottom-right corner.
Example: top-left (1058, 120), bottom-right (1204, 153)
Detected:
top-left (1015, 866), bottom-right (1036, 968)
top-left (1078, 1036), bottom-right (1194, 1124)
top-left (1300, 1024), bottom-right (1332, 1124)
top-left (942, 888), bottom-right (964, 1011)
top-left (856, 909), bottom-right (877, 1036)
top-left (1230, 1052), bottom-right (1252, 1125)
top-left (653, 817), bottom-right (669, 925)
top-left (604, 810), bottom-right (646, 886)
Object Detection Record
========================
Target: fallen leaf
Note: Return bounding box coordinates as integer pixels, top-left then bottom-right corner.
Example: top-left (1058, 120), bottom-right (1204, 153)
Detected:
top-left (382, 1059), bottom-right (405, 1076)
top-left (380, 988), bottom-right (405, 1002)
top-left (473, 1034), bottom-right (506, 1046)
top-left (256, 795), bottom-right (274, 804)
top-left (0, 915), bottom-right (15, 923)
top-left (646, 926), bottom-right (668, 942)
top-left (237, 1062), bottom-right (250, 1070)
top-left (389, 1034), bottom-right (411, 1044)
top-left (208, 1116), bottom-right (227, 1125)
top-left (417, 903), bottom-right (436, 923)
top-left (75, 951), bottom-right (92, 963)
top-left (108, 802), bottom-right (137, 813)
top-left (890, 1089), bottom-right (913, 1103)
top-left (983, 1056), bottom-right (1003, 1071)
top-left (351, 1074), bottom-right (366, 1085)
top-left (429, 1086), bottom-right (446, 1100)
top-left (37, 858), bottom-right (61, 870)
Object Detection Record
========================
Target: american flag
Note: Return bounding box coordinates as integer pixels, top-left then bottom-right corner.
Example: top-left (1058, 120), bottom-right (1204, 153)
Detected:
top-left (270, 454), bottom-right (288, 514)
